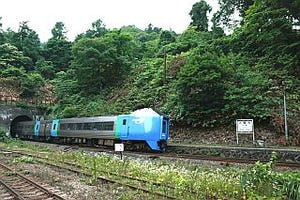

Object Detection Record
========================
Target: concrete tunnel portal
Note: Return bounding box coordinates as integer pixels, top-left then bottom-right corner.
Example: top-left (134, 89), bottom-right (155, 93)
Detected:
top-left (10, 115), bottom-right (33, 137)
top-left (0, 105), bottom-right (34, 137)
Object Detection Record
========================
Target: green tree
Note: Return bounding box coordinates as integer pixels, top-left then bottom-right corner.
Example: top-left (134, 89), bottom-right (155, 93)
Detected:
top-left (235, 1), bottom-right (299, 58)
top-left (9, 21), bottom-right (42, 70)
top-left (158, 30), bottom-right (176, 47)
top-left (76, 19), bottom-right (107, 40)
top-left (43, 22), bottom-right (72, 72)
top-left (20, 72), bottom-right (45, 98)
top-left (145, 23), bottom-right (162, 34)
top-left (222, 54), bottom-right (274, 120)
top-left (35, 59), bottom-right (55, 79)
top-left (0, 17), bottom-right (5, 44)
top-left (220, 0), bottom-right (300, 130)
top-left (175, 49), bottom-right (228, 125)
top-left (51, 22), bottom-right (67, 40)
top-left (71, 31), bottom-right (135, 95)
top-left (189, 0), bottom-right (212, 32)
top-left (53, 70), bottom-right (79, 104)
top-left (0, 66), bottom-right (26, 79)
top-left (0, 43), bottom-right (31, 71)
top-left (168, 26), bottom-right (212, 54)
top-left (212, 0), bottom-right (254, 29)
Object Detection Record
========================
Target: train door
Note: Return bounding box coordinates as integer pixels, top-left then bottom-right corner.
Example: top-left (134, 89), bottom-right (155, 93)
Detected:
top-left (117, 116), bottom-right (129, 139)
top-left (160, 117), bottom-right (169, 140)
top-left (51, 120), bottom-right (59, 137)
top-left (34, 121), bottom-right (40, 136)
top-left (38, 121), bottom-right (48, 137)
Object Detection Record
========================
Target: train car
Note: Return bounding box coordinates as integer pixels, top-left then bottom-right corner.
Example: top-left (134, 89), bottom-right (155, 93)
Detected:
top-left (14, 108), bottom-right (169, 151)
top-left (15, 121), bottom-right (35, 139)
top-left (14, 120), bottom-right (51, 140)
top-left (116, 109), bottom-right (169, 151)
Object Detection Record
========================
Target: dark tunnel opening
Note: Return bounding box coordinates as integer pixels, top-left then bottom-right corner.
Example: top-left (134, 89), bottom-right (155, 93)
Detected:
top-left (10, 115), bottom-right (33, 137)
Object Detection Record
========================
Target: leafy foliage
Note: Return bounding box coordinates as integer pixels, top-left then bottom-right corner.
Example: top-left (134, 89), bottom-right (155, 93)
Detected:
top-left (43, 22), bottom-right (72, 73)
top-left (20, 72), bottom-right (45, 98)
top-left (175, 50), bottom-right (228, 126)
top-left (71, 31), bottom-right (136, 95)
top-left (0, 43), bottom-right (31, 71)
top-left (0, 0), bottom-right (299, 134)
top-left (241, 152), bottom-right (300, 199)
top-left (189, 0), bottom-right (212, 31)
top-left (76, 19), bottom-right (107, 40)
top-left (0, 128), bottom-right (8, 142)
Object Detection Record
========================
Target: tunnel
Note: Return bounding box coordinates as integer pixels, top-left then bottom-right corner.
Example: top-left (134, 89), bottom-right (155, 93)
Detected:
top-left (10, 115), bottom-right (33, 137)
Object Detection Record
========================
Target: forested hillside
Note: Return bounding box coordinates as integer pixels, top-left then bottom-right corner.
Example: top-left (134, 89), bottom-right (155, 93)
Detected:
top-left (0, 0), bottom-right (299, 140)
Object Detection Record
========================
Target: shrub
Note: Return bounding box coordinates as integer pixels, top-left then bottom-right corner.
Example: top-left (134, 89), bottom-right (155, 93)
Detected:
top-left (240, 152), bottom-right (300, 199)
top-left (0, 128), bottom-right (9, 142)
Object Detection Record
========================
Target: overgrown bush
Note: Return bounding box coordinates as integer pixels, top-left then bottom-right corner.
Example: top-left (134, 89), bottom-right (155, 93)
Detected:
top-left (241, 152), bottom-right (300, 199)
top-left (0, 128), bottom-right (9, 142)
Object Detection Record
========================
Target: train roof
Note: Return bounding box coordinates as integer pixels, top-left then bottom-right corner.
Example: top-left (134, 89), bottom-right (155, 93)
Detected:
top-left (130, 108), bottom-right (160, 117)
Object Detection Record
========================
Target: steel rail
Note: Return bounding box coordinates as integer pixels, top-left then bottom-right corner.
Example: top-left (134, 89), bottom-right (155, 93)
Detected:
top-left (1, 149), bottom-right (177, 199)
top-left (0, 178), bottom-right (27, 200)
top-left (0, 162), bottom-right (67, 200)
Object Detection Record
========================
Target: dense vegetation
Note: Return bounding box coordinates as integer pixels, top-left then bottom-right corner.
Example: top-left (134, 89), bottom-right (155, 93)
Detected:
top-left (0, 0), bottom-right (299, 139)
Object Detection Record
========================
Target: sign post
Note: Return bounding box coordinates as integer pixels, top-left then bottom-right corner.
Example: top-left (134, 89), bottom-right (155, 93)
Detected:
top-left (114, 143), bottom-right (124, 160)
top-left (236, 119), bottom-right (255, 144)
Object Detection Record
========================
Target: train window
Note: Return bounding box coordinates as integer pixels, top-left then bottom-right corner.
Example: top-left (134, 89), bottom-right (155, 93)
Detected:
top-left (162, 120), bottom-right (167, 134)
top-left (95, 122), bottom-right (102, 130)
top-left (122, 119), bottom-right (126, 125)
top-left (76, 123), bottom-right (83, 130)
top-left (89, 123), bottom-right (94, 130)
top-left (104, 122), bottom-right (114, 130)
top-left (91, 123), bottom-right (97, 130)
top-left (65, 124), bottom-right (70, 130)
top-left (83, 123), bottom-right (93, 130)
top-left (36, 124), bottom-right (39, 131)
top-left (53, 124), bottom-right (56, 130)
top-left (93, 122), bottom-right (114, 131)
top-left (83, 123), bottom-right (88, 130)
top-left (69, 123), bottom-right (75, 130)
top-left (60, 124), bottom-right (66, 130)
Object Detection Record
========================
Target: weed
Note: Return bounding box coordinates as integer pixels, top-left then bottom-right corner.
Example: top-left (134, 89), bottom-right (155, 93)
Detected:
top-left (13, 156), bottom-right (35, 164)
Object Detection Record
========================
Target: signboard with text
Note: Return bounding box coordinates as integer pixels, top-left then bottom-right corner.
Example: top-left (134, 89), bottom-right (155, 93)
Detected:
top-left (236, 119), bottom-right (254, 132)
top-left (236, 119), bottom-right (255, 144)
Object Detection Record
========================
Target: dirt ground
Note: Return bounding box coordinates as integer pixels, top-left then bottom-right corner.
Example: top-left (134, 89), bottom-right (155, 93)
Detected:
top-left (0, 152), bottom-right (151, 200)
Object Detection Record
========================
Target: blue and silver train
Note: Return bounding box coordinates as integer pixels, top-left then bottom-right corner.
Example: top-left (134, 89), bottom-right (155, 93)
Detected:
top-left (14, 108), bottom-right (169, 151)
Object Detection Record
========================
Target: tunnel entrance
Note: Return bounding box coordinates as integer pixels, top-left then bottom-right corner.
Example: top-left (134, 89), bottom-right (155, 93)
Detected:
top-left (10, 115), bottom-right (33, 137)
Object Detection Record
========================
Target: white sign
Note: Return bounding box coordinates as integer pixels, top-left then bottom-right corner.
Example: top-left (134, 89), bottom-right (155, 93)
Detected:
top-left (236, 119), bottom-right (254, 132)
top-left (114, 143), bottom-right (124, 152)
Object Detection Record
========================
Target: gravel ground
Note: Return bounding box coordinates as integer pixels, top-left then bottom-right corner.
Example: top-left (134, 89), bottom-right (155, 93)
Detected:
top-left (0, 151), bottom-right (152, 200)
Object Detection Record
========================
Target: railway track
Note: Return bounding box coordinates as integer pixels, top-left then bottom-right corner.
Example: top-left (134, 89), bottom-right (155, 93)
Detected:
top-left (1, 143), bottom-right (298, 200)
top-left (0, 161), bottom-right (67, 200)
top-left (0, 149), bottom-right (180, 199)
top-left (158, 152), bottom-right (300, 168)
top-left (76, 146), bottom-right (300, 169)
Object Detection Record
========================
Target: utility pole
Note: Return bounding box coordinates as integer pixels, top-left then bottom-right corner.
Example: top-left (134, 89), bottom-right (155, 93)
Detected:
top-left (163, 48), bottom-right (167, 100)
top-left (164, 48), bottom-right (167, 85)
top-left (282, 81), bottom-right (288, 141)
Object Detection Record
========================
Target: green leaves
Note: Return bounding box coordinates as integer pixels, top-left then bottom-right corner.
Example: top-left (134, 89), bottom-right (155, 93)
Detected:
top-left (20, 72), bottom-right (45, 98)
top-left (189, 0), bottom-right (212, 32)
top-left (43, 37), bottom-right (72, 73)
top-left (0, 43), bottom-right (31, 70)
top-left (175, 50), bottom-right (227, 125)
top-left (241, 152), bottom-right (300, 199)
